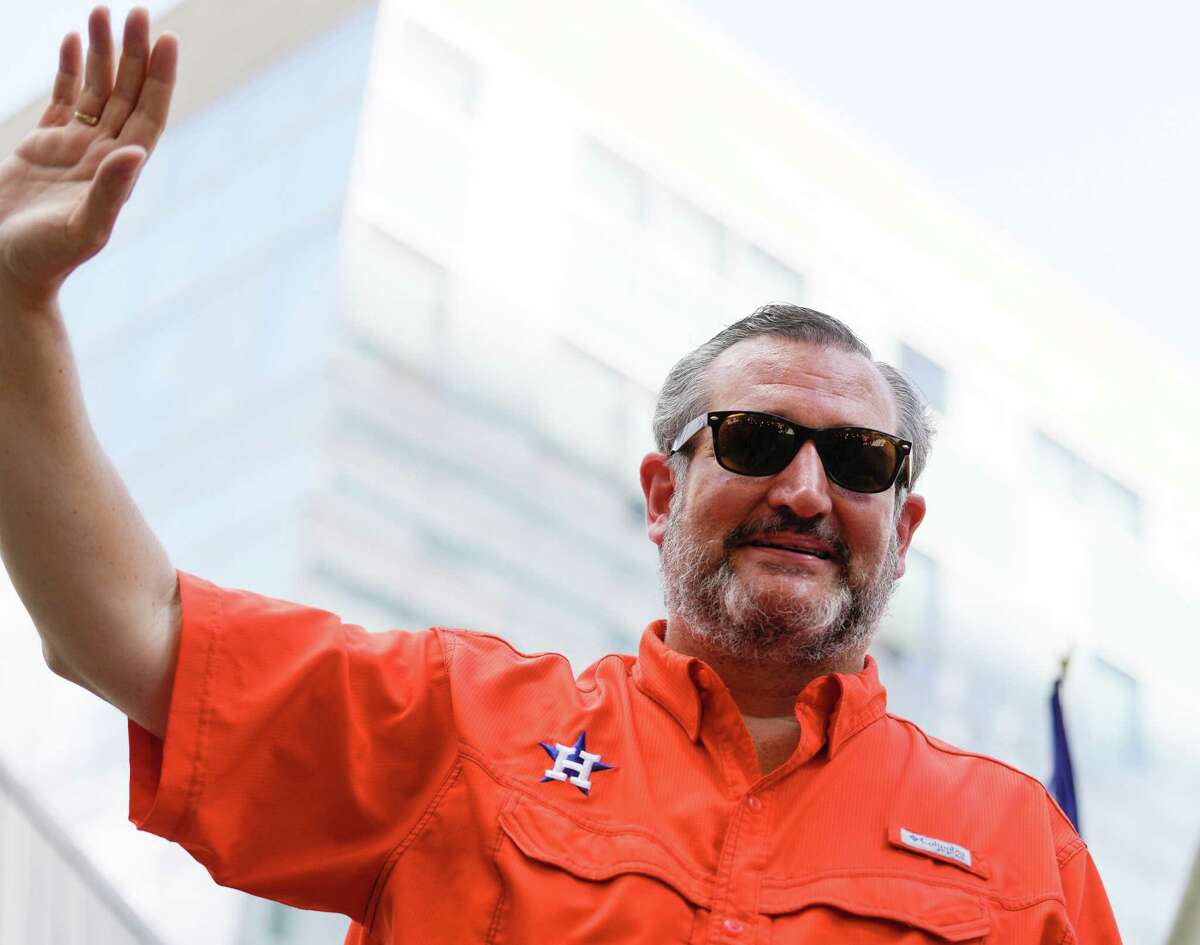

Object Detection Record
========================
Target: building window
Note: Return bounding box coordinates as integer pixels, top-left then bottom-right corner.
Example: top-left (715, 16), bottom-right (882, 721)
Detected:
top-left (653, 191), bottom-right (727, 274)
top-left (342, 225), bottom-right (449, 368)
top-left (1033, 431), bottom-right (1142, 537)
top-left (1091, 468), bottom-right (1143, 538)
top-left (579, 140), bottom-right (648, 225)
top-left (542, 340), bottom-right (646, 478)
top-left (1076, 655), bottom-right (1145, 769)
top-left (399, 23), bottom-right (479, 117)
top-left (574, 138), bottom-right (801, 304)
top-left (1033, 430), bottom-right (1080, 495)
top-left (899, 343), bottom-right (947, 413)
top-left (738, 242), bottom-right (803, 304)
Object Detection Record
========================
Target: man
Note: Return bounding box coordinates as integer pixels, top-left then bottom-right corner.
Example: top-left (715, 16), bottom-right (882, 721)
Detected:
top-left (0, 7), bottom-right (1122, 943)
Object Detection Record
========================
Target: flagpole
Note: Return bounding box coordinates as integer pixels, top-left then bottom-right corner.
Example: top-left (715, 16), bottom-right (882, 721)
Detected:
top-left (1048, 647), bottom-right (1080, 835)
top-left (1167, 840), bottom-right (1200, 945)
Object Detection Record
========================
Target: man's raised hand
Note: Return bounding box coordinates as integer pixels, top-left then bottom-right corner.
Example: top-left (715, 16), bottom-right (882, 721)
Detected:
top-left (0, 6), bottom-right (177, 308)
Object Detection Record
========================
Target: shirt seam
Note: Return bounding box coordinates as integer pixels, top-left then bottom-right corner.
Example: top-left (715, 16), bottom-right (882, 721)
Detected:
top-left (836, 702), bottom-right (888, 751)
top-left (455, 746), bottom-right (1066, 913)
top-left (457, 746), bottom-right (715, 888)
top-left (887, 713), bottom-right (1085, 850)
top-left (706, 798), bottom-right (749, 938)
top-left (456, 746), bottom-right (669, 843)
top-left (360, 626), bottom-right (461, 932)
top-left (485, 803), bottom-right (510, 945)
top-left (631, 668), bottom-right (696, 737)
top-left (459, 749), bottom-right (1070, 921)
top-left (1056, 836), bottom-right (1087, 867)
top-left (761, 867), bottom-right (1068, 912)
top-left (441, 628), bottom-right (597, 692)
top-left (439, 626), bottom-right (458, 673)
top-left (173, 576), bottom-right (224, 841)
top-left (361, 758), bottom-right (463, 932)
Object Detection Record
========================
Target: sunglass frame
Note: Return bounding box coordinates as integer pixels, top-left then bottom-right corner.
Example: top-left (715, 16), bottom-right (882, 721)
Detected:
top-left (670, 410), bottom-right (912, 493)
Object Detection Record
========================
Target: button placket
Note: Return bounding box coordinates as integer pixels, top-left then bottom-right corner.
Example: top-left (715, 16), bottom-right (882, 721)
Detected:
top-left (705, 789), bottom-right (769, 944)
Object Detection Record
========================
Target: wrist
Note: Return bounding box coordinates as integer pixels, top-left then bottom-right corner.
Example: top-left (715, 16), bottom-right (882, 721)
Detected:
top-left (0, 263), bottom-right (66, 314)
top-left (0, 291), bottom-right (74, 403)
top-left (0, 280), bottom-right (64, 326)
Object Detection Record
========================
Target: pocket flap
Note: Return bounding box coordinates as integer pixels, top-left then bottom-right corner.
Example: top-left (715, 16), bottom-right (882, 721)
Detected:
top-left (758, 874), bottom-right (990, 942)
top-left (497, 794), bottom-right (712, 907)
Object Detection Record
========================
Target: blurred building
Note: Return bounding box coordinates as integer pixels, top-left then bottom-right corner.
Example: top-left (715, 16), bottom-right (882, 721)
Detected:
top-left (0, 753), bottom-right (165, 945)
top-left (0, 0), bottom-right (1197, 942)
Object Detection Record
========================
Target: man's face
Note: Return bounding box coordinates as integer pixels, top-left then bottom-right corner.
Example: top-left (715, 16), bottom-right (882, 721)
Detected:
top-left (651, 336), bottom-right (923, 666)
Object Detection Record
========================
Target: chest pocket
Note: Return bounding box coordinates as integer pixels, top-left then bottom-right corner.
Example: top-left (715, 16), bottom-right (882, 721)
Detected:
top-left (491, 793), bottom-right (709, 945)
top-left (760, 874), bottom-right (992, 943)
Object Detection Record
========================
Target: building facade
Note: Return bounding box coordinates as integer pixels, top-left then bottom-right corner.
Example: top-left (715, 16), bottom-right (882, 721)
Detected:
top-left (0, 0), bottom-right (1197, 941)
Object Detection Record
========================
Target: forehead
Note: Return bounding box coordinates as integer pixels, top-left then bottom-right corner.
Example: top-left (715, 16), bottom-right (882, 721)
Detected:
top-left (705, 336), bottom-right (896, 431)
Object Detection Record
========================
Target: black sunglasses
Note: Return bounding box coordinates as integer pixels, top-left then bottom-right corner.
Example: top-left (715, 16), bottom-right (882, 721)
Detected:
top-left (670, 410), bottom-right (912, 494)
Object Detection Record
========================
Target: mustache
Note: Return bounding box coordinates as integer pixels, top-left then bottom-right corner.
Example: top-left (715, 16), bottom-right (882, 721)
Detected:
top-left (723, 512), bottom-right (850, 564)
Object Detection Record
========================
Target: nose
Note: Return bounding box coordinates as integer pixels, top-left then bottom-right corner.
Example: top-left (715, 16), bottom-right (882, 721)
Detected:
top-left (764, 440), bottom-right (833, 519)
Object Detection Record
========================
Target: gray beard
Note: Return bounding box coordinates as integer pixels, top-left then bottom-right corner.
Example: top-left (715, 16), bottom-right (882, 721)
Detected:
top-left (659, 505), bottom-right (900, 666)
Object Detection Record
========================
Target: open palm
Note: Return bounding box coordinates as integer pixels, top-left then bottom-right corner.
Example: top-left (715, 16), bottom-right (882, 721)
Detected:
top-left (0, 6), bottom-right (177, 305)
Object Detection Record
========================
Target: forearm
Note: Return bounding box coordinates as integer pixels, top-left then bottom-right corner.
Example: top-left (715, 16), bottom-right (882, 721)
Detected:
top-left (0, 293), bottom-right (178, 721)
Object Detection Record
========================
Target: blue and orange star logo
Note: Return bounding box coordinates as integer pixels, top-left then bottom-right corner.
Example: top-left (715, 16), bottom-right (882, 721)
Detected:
top-left (539, 731), bottom-right (616, 795)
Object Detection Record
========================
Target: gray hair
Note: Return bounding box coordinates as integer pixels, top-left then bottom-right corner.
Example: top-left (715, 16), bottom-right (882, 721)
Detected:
top-left (652, 303), bottom-right (935, 504)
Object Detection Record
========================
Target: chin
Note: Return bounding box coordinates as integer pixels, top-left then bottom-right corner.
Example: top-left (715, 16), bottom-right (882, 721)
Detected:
top-left (738, 569), bottom-right (830, 602)
top-left (727, 578), bottom-right (846, 628)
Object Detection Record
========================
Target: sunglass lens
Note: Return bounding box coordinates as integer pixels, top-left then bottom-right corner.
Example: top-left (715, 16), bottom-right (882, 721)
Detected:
top-left (820, 429), bottom-right (898, 492)
top-left (716, 413), bottom-right (798, 475)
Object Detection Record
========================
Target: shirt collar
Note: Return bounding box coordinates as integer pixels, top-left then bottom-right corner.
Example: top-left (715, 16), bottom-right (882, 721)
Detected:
top-left (631, 620), bottom-right (888, 759)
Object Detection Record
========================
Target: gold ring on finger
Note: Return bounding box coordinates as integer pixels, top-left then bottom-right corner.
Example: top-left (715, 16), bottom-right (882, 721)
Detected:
top-left (73, 110), bottom-right (100, 126)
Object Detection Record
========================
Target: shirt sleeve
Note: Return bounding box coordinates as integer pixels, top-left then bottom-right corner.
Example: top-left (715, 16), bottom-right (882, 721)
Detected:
top-left (1058, 838), bottom-right (1124, 944)
top-left (128, 570), bottom-right (460, 923)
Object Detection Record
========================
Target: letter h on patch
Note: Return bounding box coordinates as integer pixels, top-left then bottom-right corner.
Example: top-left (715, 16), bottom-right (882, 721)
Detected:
top-left (539, 731), bottom-right (615, 795)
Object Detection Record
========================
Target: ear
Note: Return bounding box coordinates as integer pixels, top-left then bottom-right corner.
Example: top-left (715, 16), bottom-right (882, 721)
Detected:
top-left (892, 491), bottom-right (926, 579)
top-left (640, 452), bottom-right (677, 547)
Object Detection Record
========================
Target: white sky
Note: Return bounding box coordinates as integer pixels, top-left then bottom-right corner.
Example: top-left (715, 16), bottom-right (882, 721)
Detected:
top-left (686, 0), bottom-right (1200, 365)
top-left (5, 0), bottom-right (1199, 363)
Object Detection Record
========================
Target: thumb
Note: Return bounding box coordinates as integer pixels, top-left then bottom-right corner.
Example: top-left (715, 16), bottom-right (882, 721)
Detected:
top-left (68, 146), bottom-right (147, 249)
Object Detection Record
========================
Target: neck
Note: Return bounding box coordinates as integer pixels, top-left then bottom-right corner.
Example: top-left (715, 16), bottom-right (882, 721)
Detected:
top-left (662, 616), bottom-right (867, 720)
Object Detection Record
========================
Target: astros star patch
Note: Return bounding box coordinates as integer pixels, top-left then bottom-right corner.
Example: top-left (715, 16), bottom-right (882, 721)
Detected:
top-left (539, 731), bottom-right (616, 795)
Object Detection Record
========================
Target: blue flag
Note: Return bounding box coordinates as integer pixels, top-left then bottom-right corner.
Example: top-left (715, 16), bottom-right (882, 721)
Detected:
top-left (1049, 676), bottom-right (1081, 836)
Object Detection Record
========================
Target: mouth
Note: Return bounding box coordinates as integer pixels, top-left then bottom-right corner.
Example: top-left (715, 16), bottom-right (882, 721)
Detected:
top-left (740, 541), bottom-right (835, 561)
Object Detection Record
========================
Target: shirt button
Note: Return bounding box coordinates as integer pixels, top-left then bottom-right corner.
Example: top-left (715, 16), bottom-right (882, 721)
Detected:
top-left (723, 918), bottom-right (745, 935)
top-left (747, 796), bottom-right (763, 810)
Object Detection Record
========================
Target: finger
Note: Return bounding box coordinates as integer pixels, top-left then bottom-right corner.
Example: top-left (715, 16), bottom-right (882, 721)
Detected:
top-left (99, 8), bottom-right (150, 135)
top-left (74, 7), bottom-right (116, 125)
top-left (38, 32), bottom-right (83, 128)
top-left (116, 32), bottom-right (178, 154)
top-left (65, 146), bottom-right (147, 252)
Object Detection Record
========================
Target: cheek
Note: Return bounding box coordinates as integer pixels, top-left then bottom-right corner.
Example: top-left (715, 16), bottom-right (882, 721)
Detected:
top-left (837, 500), bottom-right (893, 564)
top-left (690, 478), bottom-right (763, 528)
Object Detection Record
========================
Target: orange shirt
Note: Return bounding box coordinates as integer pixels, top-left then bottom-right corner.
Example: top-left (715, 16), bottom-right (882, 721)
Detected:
top-left (130, 572), bottom-right (1123, 943)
